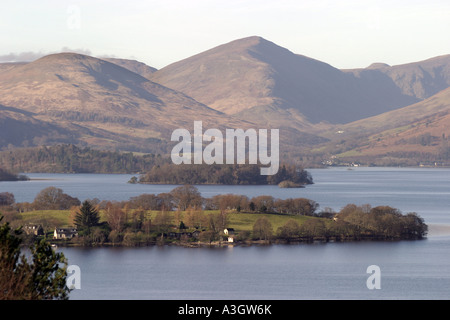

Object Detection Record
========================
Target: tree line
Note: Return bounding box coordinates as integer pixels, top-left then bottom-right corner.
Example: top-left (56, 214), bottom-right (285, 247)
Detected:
top-left (0, 144), bottom-right (163, 174)
top-left (276, 204), bottom-right (428, 242)
top-left (4, 185), bottom-right (320, 216)
top-left (45, 110), bottom-right (147, 127)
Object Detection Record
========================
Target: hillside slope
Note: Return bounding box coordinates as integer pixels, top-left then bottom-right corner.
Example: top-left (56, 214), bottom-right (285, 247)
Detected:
top-left (326, 87), bottom-right (450, 165)
top-left (150, 36), bottom-right (420, 127)
top-left (0, 52), bottom-right (250, 151)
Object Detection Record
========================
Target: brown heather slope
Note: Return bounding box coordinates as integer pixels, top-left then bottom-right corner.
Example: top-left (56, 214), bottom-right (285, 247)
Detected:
top-left (339, 87), bottom-right (450, 134)
top-left (0, 62), bottom-right (27, 73)
top-left (0, 52), bottom-right (252, 152)
top-left (326, 87), bottom-right (450, 164)
top-left (150, 36), bottom-right (420, 127)
top-left (101, 57), bottom-right (157, 79)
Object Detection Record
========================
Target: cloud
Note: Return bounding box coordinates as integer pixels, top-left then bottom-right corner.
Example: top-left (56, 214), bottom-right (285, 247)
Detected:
top-left (0, 48), bottom-right (92, 63)
top-left (60, 47), bottom-right (92, 56)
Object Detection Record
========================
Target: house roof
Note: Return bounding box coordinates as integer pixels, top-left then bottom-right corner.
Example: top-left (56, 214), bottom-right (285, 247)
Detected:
top-left (55, 228), bottom-right (77, 234)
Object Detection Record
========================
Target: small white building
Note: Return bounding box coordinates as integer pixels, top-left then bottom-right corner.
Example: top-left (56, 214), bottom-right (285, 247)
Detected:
top-left (53, 228), bottom-right (78, 240)
top-left (224, 228), bottom-right (235, 235)
top-left (224, 228), bottom-right (235, 243)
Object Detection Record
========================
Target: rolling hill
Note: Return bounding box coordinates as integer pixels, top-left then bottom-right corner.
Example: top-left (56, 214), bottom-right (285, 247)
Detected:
top-left (0, 52), bottom-right (251, 152)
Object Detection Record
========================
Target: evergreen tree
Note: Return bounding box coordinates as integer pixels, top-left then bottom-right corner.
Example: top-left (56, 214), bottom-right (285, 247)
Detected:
top-left (74, 201), bottom-right (100, 234)
top-left (0, 215), bottom-right (70, 300)
top-left (28, 239), bottom-right (70, 299)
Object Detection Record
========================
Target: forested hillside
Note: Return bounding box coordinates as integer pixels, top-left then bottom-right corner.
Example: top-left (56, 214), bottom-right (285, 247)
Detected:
top-left (0, 144), bottom-right (164, 174)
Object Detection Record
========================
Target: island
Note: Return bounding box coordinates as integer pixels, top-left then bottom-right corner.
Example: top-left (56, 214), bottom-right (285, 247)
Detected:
top-left (138, 163), bottom-right (313, 187)
top-left (0, 185), bottom-right (428, 248)
top-left (0, 168), bottom-right (29, 181)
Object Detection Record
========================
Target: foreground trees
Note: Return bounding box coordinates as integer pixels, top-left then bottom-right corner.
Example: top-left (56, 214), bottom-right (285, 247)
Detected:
top-left (0, 215), bottom-right (69, 300)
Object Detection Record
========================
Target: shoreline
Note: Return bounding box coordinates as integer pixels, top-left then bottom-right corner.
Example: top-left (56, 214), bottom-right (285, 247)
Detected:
top-left (50, 235), bottom-right (431, 249)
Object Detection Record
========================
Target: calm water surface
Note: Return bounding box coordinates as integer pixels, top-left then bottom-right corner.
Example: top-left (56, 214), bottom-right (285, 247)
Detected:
top-left (1, 167), bottom-right (450, 299)
top-left (63, 236), bottom-right (450, 300)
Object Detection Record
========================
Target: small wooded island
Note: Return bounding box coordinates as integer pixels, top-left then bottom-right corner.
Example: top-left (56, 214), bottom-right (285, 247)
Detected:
top-left (137, 163), bottom-right (313, 188)
top-left (0, 168), bottom-right (29, 182)
top-left (0, 185), bottom-right (428, 248)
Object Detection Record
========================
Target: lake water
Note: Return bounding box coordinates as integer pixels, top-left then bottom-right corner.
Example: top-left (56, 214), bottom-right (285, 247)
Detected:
top-left (1, 167), bottom-right (450, 300)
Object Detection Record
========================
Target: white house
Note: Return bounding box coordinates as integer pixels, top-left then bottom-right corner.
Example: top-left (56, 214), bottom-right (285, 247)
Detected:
top-left (223, 228), bottom-right (235, 235)
top-left (224, 228), bottom-right (235, 243)
top-left (53, 228), bottom-right (78, 240)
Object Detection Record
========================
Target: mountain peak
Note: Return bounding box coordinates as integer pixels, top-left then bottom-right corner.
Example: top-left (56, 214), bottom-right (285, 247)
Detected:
top-left (35, 52), bottom-right (94, 63)
top-left (199, 36), bottom-right (272, 56)
top-left (367, 62), bottom-right (390, 69)
top-left (226, 35), bottom-right (267, 45)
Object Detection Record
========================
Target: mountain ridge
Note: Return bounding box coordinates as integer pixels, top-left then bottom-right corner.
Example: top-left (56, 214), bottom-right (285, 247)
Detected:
top-left (149, 36), bottom-right (433, 126)
top-left (0, 52), bottom-right (253, 152)
top-left (0, 37), bottom-right (449, 165)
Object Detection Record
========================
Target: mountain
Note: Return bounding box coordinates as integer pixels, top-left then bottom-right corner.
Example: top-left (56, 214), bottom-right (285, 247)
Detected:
top-left (1, 39), bottom-right (449, 166)
top-left (0, 52), bottom-right (250, 152)
top-left (101, 57), bottom-right (157, 79)
top-left (149, 36), bottom-right (423, 127)
top-left (343, 54), bottom-right (450, 101)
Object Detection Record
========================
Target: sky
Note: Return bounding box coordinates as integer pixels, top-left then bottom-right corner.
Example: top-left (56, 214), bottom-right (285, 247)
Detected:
top-left (1, 0), bottom-right (449, 69)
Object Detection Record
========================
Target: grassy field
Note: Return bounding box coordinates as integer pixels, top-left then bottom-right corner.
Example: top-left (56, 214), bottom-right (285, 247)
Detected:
top-left (17, 210), bottom-right (72, 228)
top-left (227, 211), bottom-right (317, 232)
top-left (12, 208), bottom-right (327, 238)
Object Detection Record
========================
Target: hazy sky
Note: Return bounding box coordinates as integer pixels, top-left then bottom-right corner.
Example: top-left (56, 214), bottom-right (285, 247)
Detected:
top-left (1, 0), bottom-right (449, 69)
